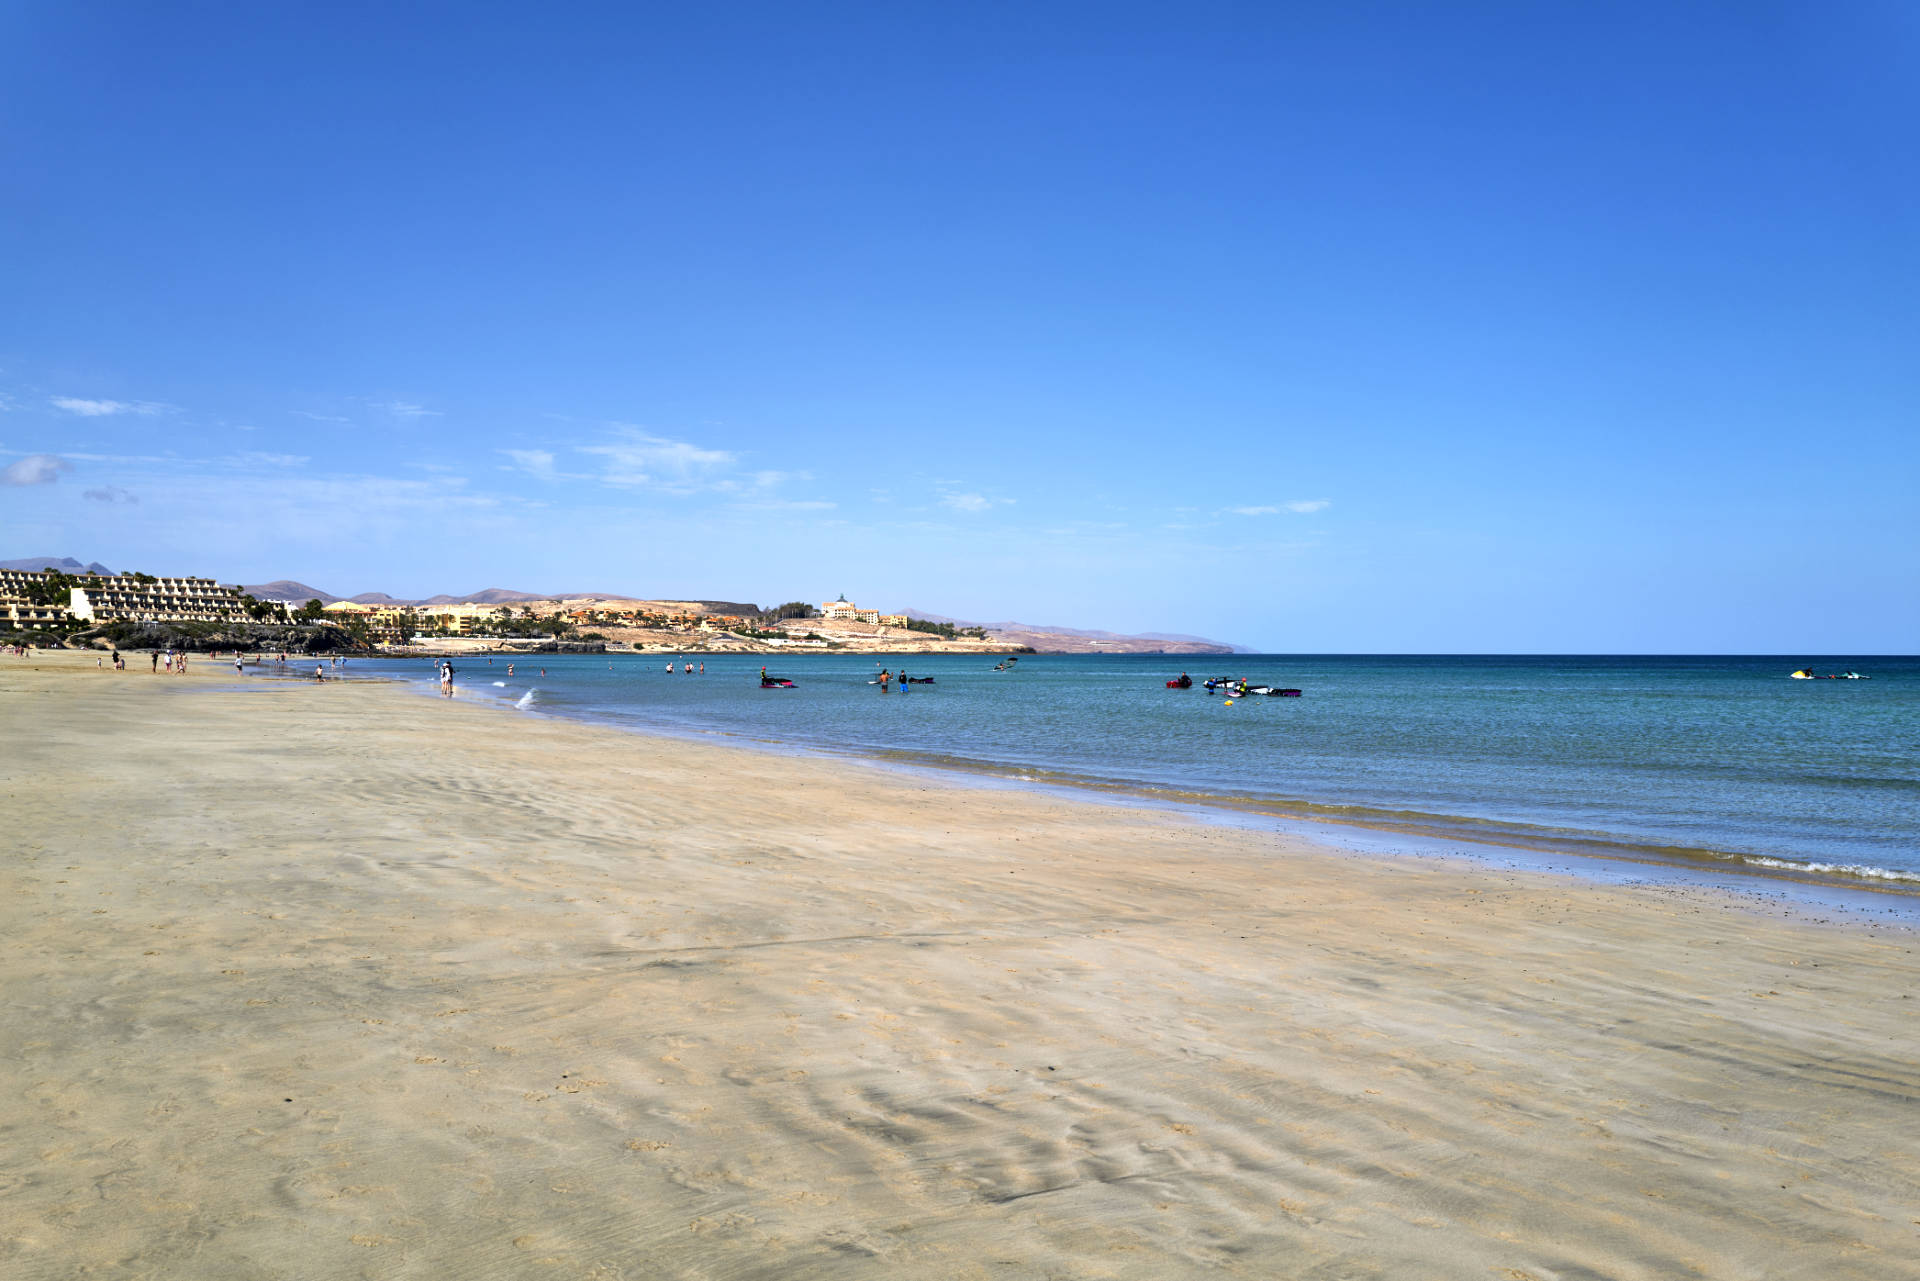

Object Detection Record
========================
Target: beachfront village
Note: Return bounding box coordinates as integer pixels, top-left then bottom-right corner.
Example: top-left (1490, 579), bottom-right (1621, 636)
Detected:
top-left (0, 567), bottom-right (1016, 655)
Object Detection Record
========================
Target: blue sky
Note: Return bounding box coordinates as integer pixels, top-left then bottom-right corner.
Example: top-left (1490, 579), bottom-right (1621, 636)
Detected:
top-left (3, 2), bottom-right (1915, 650)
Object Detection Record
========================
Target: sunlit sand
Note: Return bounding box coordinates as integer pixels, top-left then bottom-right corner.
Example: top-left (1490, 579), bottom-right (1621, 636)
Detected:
top-left (3, 650), bottom-right (1914, 1278)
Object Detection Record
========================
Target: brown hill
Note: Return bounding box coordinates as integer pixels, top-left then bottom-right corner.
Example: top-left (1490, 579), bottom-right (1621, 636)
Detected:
top-left (242, 580), bottom-right (341, 603)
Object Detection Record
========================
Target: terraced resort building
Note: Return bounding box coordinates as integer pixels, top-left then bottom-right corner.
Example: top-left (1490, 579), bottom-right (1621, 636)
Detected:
top-left (0, 568), bottom-right (253, 627)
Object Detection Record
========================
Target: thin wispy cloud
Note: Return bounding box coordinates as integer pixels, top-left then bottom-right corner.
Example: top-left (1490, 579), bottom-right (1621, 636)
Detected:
top-left (290, 410), bottom-right (350, 424)
top-left (235, 451), bottom-right (309, 468)
top-left (51, 396), bottom-right (169, 417)
top-left (2, 453), bottom-right (72, 485)
top-left (745, 468), bottom-right (800, 491)
top-left (739, 497), bottom-right (837, 511)
top-left (501, 448), bottom-right (558, 479)
top-left (83, 485), bottom-right (138, 504)
top-left (941, 492), bottom-right (1014, 513)
top-left (369, 400), bottom-right (441, 420)
top-left (1228, 499), bottom-right (1331, 516)
top-left (581, 427), bottom-right (737, 490)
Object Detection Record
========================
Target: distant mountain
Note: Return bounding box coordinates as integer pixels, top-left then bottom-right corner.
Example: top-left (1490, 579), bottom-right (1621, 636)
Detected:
top-left (242, 580), bottom-right (341, 603)
top-left (896, 608), bottom-right (1245, 654)
top-left (448, 588), bottom-right (551, 604)
top-left (2, 556), bottom-right (114, 575)
top-left (348, 592), bottom-right (408, 605)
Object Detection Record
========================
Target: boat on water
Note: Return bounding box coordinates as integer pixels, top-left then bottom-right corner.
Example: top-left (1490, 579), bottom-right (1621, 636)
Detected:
top-left (1791, 668), bottom-right (1869, 680)
top-left (1166, 674), bottom-right (1193, 689)
top-left (1203, 677), bottom-right (1302, 697)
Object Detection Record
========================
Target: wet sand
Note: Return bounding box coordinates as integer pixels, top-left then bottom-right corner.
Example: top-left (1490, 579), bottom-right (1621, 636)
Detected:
top-left (2, 650), bottom-right (1916, 1279)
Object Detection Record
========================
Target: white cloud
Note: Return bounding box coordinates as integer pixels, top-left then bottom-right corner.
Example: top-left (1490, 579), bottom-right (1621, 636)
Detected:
top-left (2, 453), bottom-right (72, 485)
top-left (740, 498), bottom-right (837, 511)
top-left (290, 410), bottom-right (350, 424)
top-left (51, 397), bottom-right (167, 417)
top-left (371, 400), bottom-right (441, 420)
top-left (940, 492), bottom-right (1014, 513)
top-left (501, 448), bottom-right (557, 479)
top-left (1228, 500), bottom-right (1331, 516)
top-left (581, 427), bottom-right (737, 489)
top-left (83, 485), bottom-right (137, 504)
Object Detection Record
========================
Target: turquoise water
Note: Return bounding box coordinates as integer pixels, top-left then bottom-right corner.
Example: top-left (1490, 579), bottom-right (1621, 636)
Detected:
top-left (350, 652), bottom-right (1920, 889)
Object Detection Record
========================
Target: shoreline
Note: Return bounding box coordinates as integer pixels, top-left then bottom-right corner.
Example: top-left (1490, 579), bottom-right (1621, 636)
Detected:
top-left (343, 653), bottom-right (1920, 907)
top-left (5, 650), bottom-right (1918, 1277)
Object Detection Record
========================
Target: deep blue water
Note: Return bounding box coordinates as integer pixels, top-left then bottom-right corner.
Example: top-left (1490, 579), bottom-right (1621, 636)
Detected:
top-left (337, 651), bottom-right (1920, 888)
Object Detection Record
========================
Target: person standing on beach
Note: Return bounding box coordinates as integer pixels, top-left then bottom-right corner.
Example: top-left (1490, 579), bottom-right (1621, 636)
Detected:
top-left (234, 654), bottom-right (244, 675)
top-left (151, 652), bottom-right (158, 673)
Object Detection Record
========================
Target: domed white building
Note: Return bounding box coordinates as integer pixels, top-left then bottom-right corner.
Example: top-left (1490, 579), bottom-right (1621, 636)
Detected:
top-left (818, 593), bottom-right (880, 624)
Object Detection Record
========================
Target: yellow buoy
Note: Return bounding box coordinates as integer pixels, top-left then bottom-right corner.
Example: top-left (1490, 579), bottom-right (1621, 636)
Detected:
top-left (1224, 700), bottom-right (1234, 706)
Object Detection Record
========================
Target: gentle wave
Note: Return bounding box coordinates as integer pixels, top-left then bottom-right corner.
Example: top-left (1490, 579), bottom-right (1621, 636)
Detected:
top-left (1728, 855), bottom-right (1920, 884)
top-left (855, 747), bottom-right (1920, 892)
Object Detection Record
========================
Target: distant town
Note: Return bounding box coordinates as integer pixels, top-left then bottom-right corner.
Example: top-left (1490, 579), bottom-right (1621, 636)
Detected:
top-left (0, 559), bottom-right (1240, 655)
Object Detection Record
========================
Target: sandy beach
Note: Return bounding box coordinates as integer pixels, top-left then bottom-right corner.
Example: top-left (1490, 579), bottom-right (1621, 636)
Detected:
top-left (2, 650), bottom-right (1915, 1279)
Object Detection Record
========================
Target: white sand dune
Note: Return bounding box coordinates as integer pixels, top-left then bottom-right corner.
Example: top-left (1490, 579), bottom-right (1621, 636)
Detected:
top-left (2, 651), bottom-right (1915, 1278)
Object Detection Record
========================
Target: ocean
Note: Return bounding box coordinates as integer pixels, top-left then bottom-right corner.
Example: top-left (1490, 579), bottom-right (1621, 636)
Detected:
top-left (338, 651), bottom-right (1920, 891)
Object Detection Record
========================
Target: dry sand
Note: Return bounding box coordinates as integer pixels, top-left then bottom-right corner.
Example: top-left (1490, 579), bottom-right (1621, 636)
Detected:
top-left (2, 650), bottom-right (1916, 1279)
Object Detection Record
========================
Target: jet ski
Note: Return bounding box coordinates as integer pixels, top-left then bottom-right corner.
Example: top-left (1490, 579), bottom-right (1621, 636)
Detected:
top-left (1205, 678), bottom-right (1301, 697)
top-left (759, 676), bottom-right (795, 688)
top-left (1167, 675), bottom-right (1193, 689)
